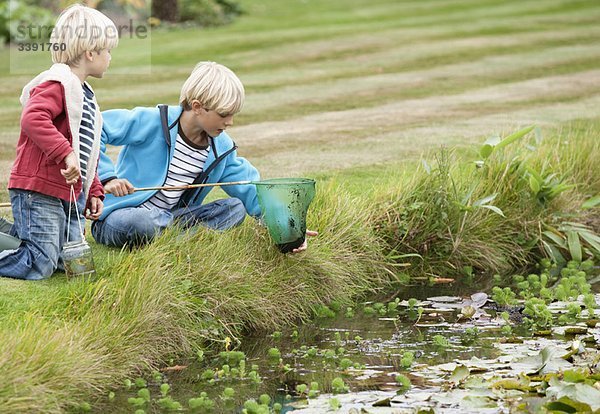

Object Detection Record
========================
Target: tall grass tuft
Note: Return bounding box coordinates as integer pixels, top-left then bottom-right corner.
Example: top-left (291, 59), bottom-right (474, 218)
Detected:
top-left (373, 126), bottom-right (600, 278)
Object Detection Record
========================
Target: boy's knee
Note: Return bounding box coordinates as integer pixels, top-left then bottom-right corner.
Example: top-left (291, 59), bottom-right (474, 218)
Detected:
top-left (220, 198), bottom-right (246, 227)
top-left (93, 208), bottom-right (168, 247)
top-left (129, 215), bottom-right (161, 240)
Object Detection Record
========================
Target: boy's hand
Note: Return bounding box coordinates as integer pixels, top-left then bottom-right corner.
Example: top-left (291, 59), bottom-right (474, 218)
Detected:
top-left (60, 152), bottom-right (80, 184)
top-left (86, 197), bottom-right (103, 220)
top-left (291, 230), bottom-right (318, 253)
top-left (104, 178), bottom-right (135, 197)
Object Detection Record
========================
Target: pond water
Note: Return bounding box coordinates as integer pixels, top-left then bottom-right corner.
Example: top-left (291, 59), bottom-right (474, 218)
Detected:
top-left (105, 276), bottom-right (600, 414)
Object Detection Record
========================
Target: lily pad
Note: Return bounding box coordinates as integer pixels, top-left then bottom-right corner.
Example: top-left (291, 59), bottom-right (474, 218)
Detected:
top-left (546, 380), bottom-right (600, 412)
top-left (449, 365), bottom-right (470, 385)
top-left (427, 296), bottom-right (462, 303)
top-left (509, 346), bottom-right (572, 375)
top-left (470, 293), bottom-right (489, 308)
top-left (552, 326), bottom-right (588, 336)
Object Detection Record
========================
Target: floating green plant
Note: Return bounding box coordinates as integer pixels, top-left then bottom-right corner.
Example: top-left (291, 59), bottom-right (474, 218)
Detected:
top-left (400, 351), bottom-right (415, 369)
top-left (134, 378), bottom-right (147, 388)
top-left (137, 388), bottom-right (150, 402)
top-left (315, 305), bottom-right (336, 318)
top-left (267, 347), bottom-right (281, 359)
top-left (296, 383), bottom-right (308, 396)
top-left (363, 306), bottom-right (376, 316)
top-left (127, 397), bottom-right (146, 407)
top-left (222, 387), bottom-right (235, 400)
top-left (491, 287), bottom-right (518, 307)
top-left (395, 374), bottom-right (411, 394)
top-left (432, 334), bottom-right (450, 348)
top-left (188, 392), bottom-right (215, 411)
top-left (219, 350), bottom-right (246, 366)
top-left (157, 397), bottom-right (182, 411)
top-left (523, 298), bottom-right (553, 328)
top-left (339, 358), bottom-right (353, 370)
top-left (331, 377), bottom-right (349, 394)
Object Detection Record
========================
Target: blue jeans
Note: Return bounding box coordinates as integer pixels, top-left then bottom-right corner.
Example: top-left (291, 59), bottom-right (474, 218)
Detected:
top-left (91, 198), bottom-right (246, 248)
top-left (0, 189), bottom-right (85, 280)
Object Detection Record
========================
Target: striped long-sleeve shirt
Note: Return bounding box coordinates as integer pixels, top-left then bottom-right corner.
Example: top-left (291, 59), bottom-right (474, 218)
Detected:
top-left (142, 130), bottom-right (209, 211)
top-left (78, 83), bottom-right (96, 186)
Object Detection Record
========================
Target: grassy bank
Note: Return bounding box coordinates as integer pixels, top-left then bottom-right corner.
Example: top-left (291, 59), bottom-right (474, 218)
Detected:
top-left (0, 122), bottom-right (598, 412)
top-left (0, 180), bottom-right (392, 412)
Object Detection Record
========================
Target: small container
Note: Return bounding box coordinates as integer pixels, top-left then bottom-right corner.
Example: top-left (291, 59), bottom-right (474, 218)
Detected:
top-left (62, 240), bottom-right (96, 279)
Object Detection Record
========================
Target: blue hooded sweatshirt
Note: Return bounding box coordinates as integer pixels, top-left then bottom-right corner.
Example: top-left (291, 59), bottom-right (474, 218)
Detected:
top-left (97, 105), bottom-right (261, 220)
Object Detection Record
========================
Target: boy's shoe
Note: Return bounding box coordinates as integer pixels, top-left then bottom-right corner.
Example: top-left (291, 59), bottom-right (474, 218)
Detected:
top-left (0, 217), bottom-right (13, 234)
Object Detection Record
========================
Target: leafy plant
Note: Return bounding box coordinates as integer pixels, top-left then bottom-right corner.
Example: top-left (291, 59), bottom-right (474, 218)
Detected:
top-left (524, 166), bottom-right (574, 204)
top-left (134, 378), bottom-right (147, 388)
top-left (0, 0), bottom-right (55, 43)
top-left (478, 126), bottom-right (536, 162)
top-left (542, 222), bottom-right (600, 264)
top-left (582, 194), bottom-right (600, 209)
top-left (179, 0), bottom-right (243, 27)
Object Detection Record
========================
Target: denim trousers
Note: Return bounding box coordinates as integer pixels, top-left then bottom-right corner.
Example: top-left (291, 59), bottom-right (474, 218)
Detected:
top-left (0, 189), bottom-right (85, 280)
top-left (91, 198), bottom-right (247, 248)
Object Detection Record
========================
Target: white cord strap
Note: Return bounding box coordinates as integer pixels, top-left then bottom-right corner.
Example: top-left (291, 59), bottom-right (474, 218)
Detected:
top-left (66, 185), bottom-right (85, 242)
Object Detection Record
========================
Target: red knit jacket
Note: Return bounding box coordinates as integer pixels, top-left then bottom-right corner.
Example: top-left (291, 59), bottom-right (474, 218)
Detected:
top-left (9, 81), bottom-right (104, 205)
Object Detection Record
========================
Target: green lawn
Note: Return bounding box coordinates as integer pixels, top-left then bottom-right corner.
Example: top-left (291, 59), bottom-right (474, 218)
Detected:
top-left (0, 0), bottom-right (599, 411)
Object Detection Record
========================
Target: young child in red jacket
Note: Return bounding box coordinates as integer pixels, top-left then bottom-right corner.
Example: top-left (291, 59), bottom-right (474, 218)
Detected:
top-left (0, 4), bottom-right (118, 280)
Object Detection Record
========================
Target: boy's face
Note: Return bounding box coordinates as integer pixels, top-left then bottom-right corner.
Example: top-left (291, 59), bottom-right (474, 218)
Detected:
top-left (195, 104), bottom-right (235, 138)
top-left (88, 49), bottom-right (112, 78)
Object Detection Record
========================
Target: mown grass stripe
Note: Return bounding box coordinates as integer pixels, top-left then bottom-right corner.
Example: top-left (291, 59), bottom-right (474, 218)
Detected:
top-left (145, 0), bottom-right (598, 63)
top-left (233, 70), bottom-right (600, 156)
top-left (249, 98), bottom-right (600, 178)
top-left (239, 44), bottom-right (600, 119)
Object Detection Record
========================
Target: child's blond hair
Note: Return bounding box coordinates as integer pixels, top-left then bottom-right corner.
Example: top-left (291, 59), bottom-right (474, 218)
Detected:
top-left (179, 62), bottom-right (245, 115)
top-left (50, 4), bottom-right (118, 66)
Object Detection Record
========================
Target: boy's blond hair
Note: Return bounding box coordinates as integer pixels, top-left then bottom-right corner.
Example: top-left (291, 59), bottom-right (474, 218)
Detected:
top-left (179, 62), bottom-right (245, 115)
top-left (50, 4), bottom-right (118, 66)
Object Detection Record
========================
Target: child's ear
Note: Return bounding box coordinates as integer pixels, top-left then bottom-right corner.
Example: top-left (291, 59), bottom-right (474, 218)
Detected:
top-left (85, 50), bottom-right (94, 61)
top-left (191, 100), bottom-right (207, 114)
